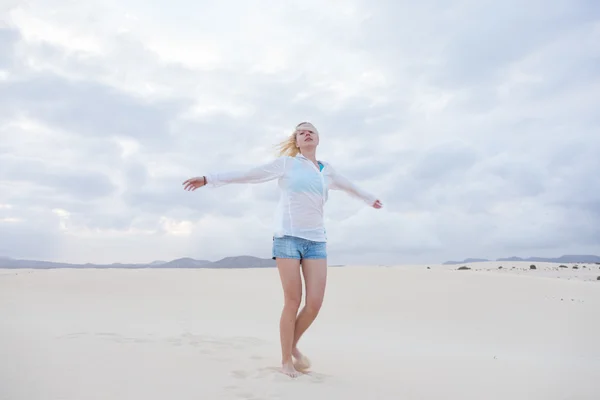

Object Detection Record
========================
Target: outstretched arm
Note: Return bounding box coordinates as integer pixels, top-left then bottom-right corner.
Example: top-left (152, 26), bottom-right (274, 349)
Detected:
top-left (183, 157), bottom-right (287, 191)
top-left (205, 156), bottom-right (287, 187)
top-left (329, 165), bottom-right (382, 208)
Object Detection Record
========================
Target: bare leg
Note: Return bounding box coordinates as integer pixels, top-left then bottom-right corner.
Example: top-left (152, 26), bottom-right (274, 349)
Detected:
top-left (276, 257), bottom-right (302, 378)
top-left (292, 257), bottom-right (327, 370)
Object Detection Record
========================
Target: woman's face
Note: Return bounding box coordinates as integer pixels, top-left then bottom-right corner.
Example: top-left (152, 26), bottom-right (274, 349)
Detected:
top-left (295, 128), bottom-right (319, 150)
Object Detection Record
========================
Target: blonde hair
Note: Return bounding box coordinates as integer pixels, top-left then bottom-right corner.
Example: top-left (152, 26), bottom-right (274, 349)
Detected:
top-left (276, 131), bottom-right (300, 157)
top-left (275, 122), bottom-right (318, 157)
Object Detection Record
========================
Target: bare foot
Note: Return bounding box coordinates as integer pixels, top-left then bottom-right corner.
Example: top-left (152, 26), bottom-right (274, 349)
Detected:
top-left (281, 360), bottom-right (300, 378)
top-left (292, 348), bottom-right (311, 370)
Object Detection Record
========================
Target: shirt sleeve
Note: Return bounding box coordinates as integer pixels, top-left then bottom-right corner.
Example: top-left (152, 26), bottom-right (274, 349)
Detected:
top-left (205, 156), bottom-right (287, 187)
top-left (328, 164), bottom-right (378, 206)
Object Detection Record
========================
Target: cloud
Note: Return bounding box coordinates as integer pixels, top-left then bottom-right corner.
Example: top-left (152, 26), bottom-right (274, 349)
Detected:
top-left (0, 74), bottom-right (187, 146)
top-left (0, 0), bottom-right (598, 264)
top-left (0, 27), bottom-right (19, 69)
top-left (0, 153), bottom-right (117, 200)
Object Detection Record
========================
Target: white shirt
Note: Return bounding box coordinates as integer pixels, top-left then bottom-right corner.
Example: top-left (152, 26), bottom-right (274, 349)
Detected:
top-left (205, 154), bottom-right (377, 242)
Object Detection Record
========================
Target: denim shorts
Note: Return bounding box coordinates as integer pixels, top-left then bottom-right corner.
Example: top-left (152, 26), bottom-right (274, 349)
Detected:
top-left (272, 235), bottom-right (327, 260)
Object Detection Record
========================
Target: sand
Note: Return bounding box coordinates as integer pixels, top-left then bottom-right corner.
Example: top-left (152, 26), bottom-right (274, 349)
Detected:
top-left (1, 262), bottom-right (599, 400)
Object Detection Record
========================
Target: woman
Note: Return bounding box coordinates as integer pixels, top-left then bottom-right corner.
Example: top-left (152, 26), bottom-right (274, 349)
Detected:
top-left (182, 122), bottom-right (383, 377)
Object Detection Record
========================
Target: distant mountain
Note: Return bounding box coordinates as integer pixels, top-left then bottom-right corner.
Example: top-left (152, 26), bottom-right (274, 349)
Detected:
top-left (443, 258), bottom-right (490, 265)
top-left (160, 258), bottom-right (212, 268)
top-left (495, 255), bottom-right (600, 263)
top-left (495, 257), bottom-right (523, 262)
top-left (0, 255), bottom-right (275, 269)
top-left (444, 255), bottom-right (600, 265)
top-left (209, 256), bottom-right (276, 269)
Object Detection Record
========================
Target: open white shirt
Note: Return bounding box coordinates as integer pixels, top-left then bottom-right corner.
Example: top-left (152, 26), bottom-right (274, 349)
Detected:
top-left (205, 154), bottom-right (377, 242)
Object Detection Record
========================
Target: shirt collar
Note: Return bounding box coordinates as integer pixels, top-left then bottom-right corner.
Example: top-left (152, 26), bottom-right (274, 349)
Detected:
top-left (296, 154), bottom-right (315, 162)
top-left (296, 153), bottom-right (324, 168)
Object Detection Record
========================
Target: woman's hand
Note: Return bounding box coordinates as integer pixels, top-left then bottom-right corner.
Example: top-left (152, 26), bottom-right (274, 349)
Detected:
top-left (372, 199), bottom-right (383, 209)
top-left (182, 176), bottom-right (207, 191)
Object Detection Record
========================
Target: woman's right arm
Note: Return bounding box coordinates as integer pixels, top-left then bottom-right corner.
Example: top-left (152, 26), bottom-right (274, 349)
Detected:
top-left (204, 156), bottom-right (288, 187)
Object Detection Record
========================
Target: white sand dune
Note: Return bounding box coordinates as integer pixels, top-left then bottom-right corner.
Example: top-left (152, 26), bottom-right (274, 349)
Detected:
top-left (1, 262), bottom-right (599, 400)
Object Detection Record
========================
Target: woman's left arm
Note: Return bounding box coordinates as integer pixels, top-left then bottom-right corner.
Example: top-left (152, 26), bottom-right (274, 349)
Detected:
top-left (328, 165), bottom-right (382, 208)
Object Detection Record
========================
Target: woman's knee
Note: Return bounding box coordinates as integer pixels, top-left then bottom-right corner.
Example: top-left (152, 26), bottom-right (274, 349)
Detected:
top-left (277, 257), bottom-right (302, 310)
top-left (305, 295), bottom-right (323, 315)
top-left (284, 292), bottom-right (302, 310)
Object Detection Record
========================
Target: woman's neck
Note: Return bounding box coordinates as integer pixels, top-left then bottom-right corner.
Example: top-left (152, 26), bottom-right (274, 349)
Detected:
top-left (300, 149), bottom-right (317, 162)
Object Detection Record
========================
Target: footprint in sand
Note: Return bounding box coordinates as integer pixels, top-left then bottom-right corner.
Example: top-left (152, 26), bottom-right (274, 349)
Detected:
top-left (59, 332), bottom-right (152, 345)
top-left (97, 333), bottom-right (152, 344)
top-left (231, 366), bottom-right (329, 384)
top-left (179, 334), bottom-right (266, 353)
top-left (225, 366), bottom-right (328, 400)
top-left (230, 367), bottom-right (281, 381)
top-left (231, 370), bottom-right (252, 379)
top-left (96, 332), bottom-right (119, 337)
top-left (303, 371), bottom-right (328, 383)
top-left (60, 332), bottom-right (88, 339)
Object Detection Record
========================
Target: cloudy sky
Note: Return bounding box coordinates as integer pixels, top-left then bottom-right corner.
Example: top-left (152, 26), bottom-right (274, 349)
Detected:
top-left (0, 0), bottom-right (599, 266)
